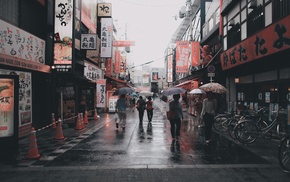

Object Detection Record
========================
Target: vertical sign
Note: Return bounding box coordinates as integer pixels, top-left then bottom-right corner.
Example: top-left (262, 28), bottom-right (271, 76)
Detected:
top-left (120, 54), bottom-right (126, 72)
top-left (176, 41), bottom-right (189, 73)
top-left (100, 18), bottom-right (113, 58)
top-left (114, 50), bottom-right (121, 74)
top-left (54, 0), bottom-right (73, 72)
top-left (167, 49), bottom-right (173, 83)
top-left (105, 58), bottom-right (112, 76)
top-left (96, 79), bottom-right (106, 107)
top-left (191, 41), bottom-right (200, 67)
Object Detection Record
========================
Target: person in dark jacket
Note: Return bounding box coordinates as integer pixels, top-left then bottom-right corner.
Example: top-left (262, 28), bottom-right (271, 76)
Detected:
top-left (136, 96), bottom-right (146, 126)
top-left (169, 94), bottom-right (183, 142)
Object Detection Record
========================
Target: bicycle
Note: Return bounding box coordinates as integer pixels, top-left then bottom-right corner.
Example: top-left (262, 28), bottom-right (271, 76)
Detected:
top-left (234, 109), bottom-right (287, 144)
top-left (278, 135), bottom-right (290, 173)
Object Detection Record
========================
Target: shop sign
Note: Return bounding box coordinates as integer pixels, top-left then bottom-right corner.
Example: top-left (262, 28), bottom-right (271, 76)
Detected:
top-left (167, 49), bottom-right (173, 83)
top-left (105, 58), bottom-right (112, 76)
top-left (114, 50), bottom-right (121, 74)
top-left (191, 41), bottom-right (200, 67)
top-left (176, 41), bottom-right (189, 73)
top-left (152, 72), bottom-right (159, 82)
top-left (221, 14), bottom-right (290, 70)
top-left (113, 41), bottom-right (135, 47)
top-left (100, 18), bottom-right (113, 57)
top-left (97, 3), bottom-right (112, 17)
top-left (84, 61), bottom-right (103, 81)
top-left (265, 92), bottom-right (270, 103)
top-left (81, 34), bottom-right (97, 50)
top-left (54, 0), bottom-right (73, 72)
top-left (96, 79), bottom-right (106, 108)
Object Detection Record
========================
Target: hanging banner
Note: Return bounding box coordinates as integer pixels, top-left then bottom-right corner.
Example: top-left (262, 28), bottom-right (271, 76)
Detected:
top-left (105, 58), bottom-right (112, 76)
top-left (114, 50), bottom-right (121, 74)
top-left (113, 40), bottom-right (135, 47)
top-left (120, 54), bottom-right (126, 72)
top-left (176, 41), bottom-right (189, 73)
top-left (96, 79), bottom-right (106, 108)
top-left (54, 0), bottom-right (74, 72)
top-left (191, 41), bottom-right (200, 67)
top-left (100, 18), bottom-right (113, 58)
top-left (167, 49), bottom-right (173, 83)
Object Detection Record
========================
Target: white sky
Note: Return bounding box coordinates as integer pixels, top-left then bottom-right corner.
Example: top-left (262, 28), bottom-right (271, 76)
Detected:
top-left (107, 0), bottom-right (185, 69)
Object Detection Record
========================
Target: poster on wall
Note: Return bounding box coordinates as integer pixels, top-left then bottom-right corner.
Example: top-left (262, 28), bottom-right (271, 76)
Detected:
top-left (0, 70), bottom-right (32, 127)
top-left (152, 72), bottom-right (158, 81)
top-left (265, 92), bottom-right (270, 103)
top-left (0, 76), bottom-right (18, 138)
top-left (96, 79), bottom-right (106, 108)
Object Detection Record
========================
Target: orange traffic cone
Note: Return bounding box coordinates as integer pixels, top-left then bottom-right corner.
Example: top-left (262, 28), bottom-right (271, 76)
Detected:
top-left (26, 127), bottom-right (41, 159)
top-left (80, 113), bottom-right (84, 129)
top-left (94, 108), bottom-right (99, 121)
top-left (54, 118), bottom-right (65, 140)
top-left (75, 113), bottom-right (83, 130)
top-left (84, 110), bottom-right (89, 124)
top-left (51, 113), bottom-right (56, 128)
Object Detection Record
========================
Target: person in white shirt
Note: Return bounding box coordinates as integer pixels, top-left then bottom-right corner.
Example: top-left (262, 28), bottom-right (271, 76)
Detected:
top-left (201, 91), bottom-right (217, 144)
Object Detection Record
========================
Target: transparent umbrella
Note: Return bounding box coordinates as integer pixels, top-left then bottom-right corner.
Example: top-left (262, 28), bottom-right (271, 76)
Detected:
top-left (199, 82), bottom-right (228, 94)
top-left (113, 87), bottom-right (134, 95)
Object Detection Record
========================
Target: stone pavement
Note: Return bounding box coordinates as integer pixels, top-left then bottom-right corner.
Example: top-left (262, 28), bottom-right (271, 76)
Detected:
top-left (0, 101), bottom-right (290, 181)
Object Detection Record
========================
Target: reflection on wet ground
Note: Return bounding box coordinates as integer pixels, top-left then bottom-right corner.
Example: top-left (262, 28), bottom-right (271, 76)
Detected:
top-left (44, 108), bottom-right (269, 167)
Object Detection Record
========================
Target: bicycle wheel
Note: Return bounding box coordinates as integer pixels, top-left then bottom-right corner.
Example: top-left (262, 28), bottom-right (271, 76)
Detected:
top-left (277, 122), bottom-right (287, 138)
top-left (228, 118), bottom-right (238, 140)
top-left (234, 121), bottom-right (258, 144)
top-left (278, 136), bottom-right (290, 172)
top-left (213, 115), bottom-right (229, 133)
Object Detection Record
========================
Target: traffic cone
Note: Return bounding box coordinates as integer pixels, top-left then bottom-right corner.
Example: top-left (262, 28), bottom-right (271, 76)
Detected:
top-left (26, 127), bottom-right (41, 159)
top-left (80, 113), bottom-right (84, 129)
top-left (51, 113), bottom-right (56, 128)
top-left (54, 118), bottom-right (65, 140)
top-left (84, 110), bottom-right (89, 124)
top-left (75, 113), bottom-right (83, 130)
top-left (94, 108), bottom-right (99, 121)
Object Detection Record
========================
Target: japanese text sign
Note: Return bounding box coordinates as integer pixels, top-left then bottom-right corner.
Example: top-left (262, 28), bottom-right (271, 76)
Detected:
top-left (96, 79), bottom-right (106, 108)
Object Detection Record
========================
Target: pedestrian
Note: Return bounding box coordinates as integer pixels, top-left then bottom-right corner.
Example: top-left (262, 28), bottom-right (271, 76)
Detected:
top-left (136, 96), bottom-right (146, 126)
top-left (201, 91), bottom-right (217, 144)
top-left (132, 97), bottom-right (136, 112)
top-left (146, 96), bottom-right (154, 123)
top-left (194, 96), bottom-right (203, 127)
top-left (115, 94), bottom-right (128, 129)
top-left (169, 94), bottom-right (183, 142)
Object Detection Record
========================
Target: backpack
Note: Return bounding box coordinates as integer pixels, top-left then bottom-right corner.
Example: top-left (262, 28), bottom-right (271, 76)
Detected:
top-left (137, 99), bottom-right (146, 111)
top-left (146, 100), bottom-right (153, 110)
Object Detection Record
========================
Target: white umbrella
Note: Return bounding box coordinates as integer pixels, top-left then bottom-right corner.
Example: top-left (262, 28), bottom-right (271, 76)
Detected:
top-left (162, 87), bottom-right (186, 96)
top-left (139, 90), bottom-right (153, 97)
top-left (189, 88), bottom-right (206, 95)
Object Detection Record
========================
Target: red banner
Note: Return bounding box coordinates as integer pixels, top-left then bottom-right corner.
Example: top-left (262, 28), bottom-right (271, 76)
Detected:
top-left (221, 14), bottom-right (290, 70)
top-left (114, 50), bottom-right (121, 74)
top-left (113, 40), bottom-right (135, 47)
top-left (191, 42), bottom-right (200, 67)
top-left (105, 58), bottom-right (112, 76)
top-left (176, 41), bottom-right (189, 73)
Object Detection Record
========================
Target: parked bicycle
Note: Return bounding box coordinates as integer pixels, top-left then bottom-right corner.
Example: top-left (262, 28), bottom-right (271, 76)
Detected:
top-left (234, 109), bottom-right (287, 144)
top-left (278, 135), bottom-right (290, 173)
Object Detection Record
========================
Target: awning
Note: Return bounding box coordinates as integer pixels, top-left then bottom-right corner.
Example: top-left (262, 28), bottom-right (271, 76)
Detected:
top-left (105, 75), bottom-right (127, 84)
top-left (175, 80), bottom-right (199, 90)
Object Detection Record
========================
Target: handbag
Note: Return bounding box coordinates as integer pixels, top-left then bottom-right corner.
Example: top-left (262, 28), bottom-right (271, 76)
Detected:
top-left (166, 110), bottom-right (176, 120)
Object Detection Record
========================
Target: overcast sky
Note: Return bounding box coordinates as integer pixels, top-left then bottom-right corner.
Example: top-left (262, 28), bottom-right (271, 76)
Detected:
top-left (107, 0), bottom-right (185, 69)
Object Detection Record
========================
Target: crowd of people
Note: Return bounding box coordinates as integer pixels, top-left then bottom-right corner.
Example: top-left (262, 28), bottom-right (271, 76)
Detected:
top-left (114, 90), bottom-right (219, 145)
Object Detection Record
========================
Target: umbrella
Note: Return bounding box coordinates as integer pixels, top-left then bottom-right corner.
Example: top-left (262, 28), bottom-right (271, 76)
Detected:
top-left (113, 87), bottom-right (134, 95)
top-left (130, 92), bottom-right (139, 97)
top-left (199, 82), bottom-right (228, 94)
top-left (189, 88), bottom-right (206, 95)
top-left (162, 87), bottom-right (186, 96)
top-left (139, 90), bottom-right (153, 97)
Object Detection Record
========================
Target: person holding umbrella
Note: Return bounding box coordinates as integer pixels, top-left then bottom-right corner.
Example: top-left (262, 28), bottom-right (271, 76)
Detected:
top-left (115, 94), bottom-right (129, 129)
top-left (201, 91), bottom-right (217, 144)
top-left (169, 94), bottom-right (183, 142)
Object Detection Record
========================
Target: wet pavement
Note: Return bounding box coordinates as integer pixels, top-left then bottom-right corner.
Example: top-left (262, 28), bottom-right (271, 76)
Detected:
top-left (0, 99), bottom-right (290, 181)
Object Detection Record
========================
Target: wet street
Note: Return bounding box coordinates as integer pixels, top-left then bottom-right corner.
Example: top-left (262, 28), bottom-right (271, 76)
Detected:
top-left (1, 99), bottom-right (290, 181)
